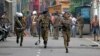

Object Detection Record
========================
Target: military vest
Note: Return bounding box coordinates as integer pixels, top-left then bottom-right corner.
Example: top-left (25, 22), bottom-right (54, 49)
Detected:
top-left (40, 15), bottom-right (50, 28)
top-left (62, 18), bottom-right (71, 31)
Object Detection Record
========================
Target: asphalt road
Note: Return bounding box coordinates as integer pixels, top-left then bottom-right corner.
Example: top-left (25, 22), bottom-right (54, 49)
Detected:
top-left (0, 36), bottom-right (100, 56)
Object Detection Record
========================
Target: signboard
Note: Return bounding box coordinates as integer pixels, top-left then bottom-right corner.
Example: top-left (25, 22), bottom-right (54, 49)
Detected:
top-left (49, 5), bottom-right (61, 13)
top-left (75, 6), bottom-right (91, 24)
top-left (61, 1), bottom-right (70, 8)
top-left (48, 7), bottom-right (54, 13)
top-left (81, 8), bottom-right (90, 19)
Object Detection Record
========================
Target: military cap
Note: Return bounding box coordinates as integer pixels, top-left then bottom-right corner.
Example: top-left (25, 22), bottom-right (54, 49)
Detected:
top-left (42, 11), bottom-right (48, 14)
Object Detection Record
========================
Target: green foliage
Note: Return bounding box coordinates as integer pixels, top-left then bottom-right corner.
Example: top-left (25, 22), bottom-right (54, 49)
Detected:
top-left (52, 0), bottom-right (56, 6)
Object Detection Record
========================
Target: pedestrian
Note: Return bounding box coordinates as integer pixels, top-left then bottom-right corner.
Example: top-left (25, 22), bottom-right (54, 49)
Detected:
top-left (30, 11), bottom-right (38, 37)
top-left (49, 13), bottom-right (55, 36)
top-left (14, 12), bottom-right (26, 46)
top-left (70, 15), bottom-right (77, 37)
top-left (91, 15), bottom-right (99, 41)
top-left (39, 11), bottom-right (51, 48)
top-left (61, 12), bottom-right (71, 53)
top-left (77, 14), bottom-right (84, 38)
top-left (52, 12), bottom-right (61, 40)
top-left (26, 11), bottom-right (32, 36)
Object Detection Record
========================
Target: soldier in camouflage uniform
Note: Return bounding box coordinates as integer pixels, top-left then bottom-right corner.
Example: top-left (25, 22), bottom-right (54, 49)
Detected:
top-left (77, 14), bottom-right (84, 38)
top-left (39, 11), bottom-right (50, 48)
top-left (14, 12), bottom-right (26, 46)
top-left (61, 12), bottom-right (71, 53)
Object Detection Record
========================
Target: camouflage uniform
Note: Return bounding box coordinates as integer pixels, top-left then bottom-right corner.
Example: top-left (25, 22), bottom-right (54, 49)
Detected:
top-left (39, 12), bottom-right (50, 48)
top-left (61, 12), bottom-right (71, 53)
top-left (77, 16), bottom-right (84, 38)
top-left (14, 16), bottom-right (26, 46)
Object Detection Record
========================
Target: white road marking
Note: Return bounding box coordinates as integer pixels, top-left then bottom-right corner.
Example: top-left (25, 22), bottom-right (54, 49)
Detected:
top-left (36, 49), bottom-right (41, 56)
top-left (37, 52), bottom-right (40, 54)
top-left (85, 38), bottom-right (100, 46)
top-left (36, 40), bottom-right (43, 56)
top-left (38, 49), bottom-right (41, 52)
top-left (36, 55), bottom-right (40, 56)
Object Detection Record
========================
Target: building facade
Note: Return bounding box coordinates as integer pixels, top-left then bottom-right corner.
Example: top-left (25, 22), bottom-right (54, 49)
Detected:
top-left (0, 0), bottom-right (5, 16)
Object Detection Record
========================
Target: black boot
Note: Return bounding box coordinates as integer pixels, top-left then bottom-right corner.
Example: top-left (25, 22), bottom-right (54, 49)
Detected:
top-left (20, 43), bottom-right (22, 47)
top-left (44, 45), bottom-right (47, 48)
top-left (44, 41), bottom-right (47, 48)
top-left (20, 37), bottom-right (23, 47)
top-left (66, 48), bottom-right (68, 53)
top-left (0, 38), bottom-right (4, 41)
top-left (16, 37), bottom-right (19, 44)
top-left (16, 39), bottom-right (19, 44)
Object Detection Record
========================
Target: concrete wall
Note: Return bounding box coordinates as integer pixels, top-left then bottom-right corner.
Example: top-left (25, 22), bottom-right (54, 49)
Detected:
top-left (5, 0), bottom-right (17, 32)
top-left (0, 0), bottom-right (5, 16)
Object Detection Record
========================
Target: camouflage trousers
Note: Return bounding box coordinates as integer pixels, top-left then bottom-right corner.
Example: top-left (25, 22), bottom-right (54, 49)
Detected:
top-left (62, 31), bottom-right (70, 48)
top-left (53, 27), bottom-right (59, 39)
top-left (41, 28), bottom-right (48, 42)
top-left (78, 27), bottom-right (83, 38)
top-left (15, 31), bottom-right (24, 46)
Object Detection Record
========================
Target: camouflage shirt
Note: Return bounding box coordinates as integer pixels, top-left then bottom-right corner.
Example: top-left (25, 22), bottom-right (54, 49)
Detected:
top-left (39, 15), bottom-right (50, 29)
top-left (61, 17), bottom-right (71, 31)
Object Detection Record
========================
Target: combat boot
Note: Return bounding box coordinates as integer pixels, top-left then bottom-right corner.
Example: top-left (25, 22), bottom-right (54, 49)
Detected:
top-left (44, 41), bottom-right (47, 48)
top-left (16, 37), bottom-right (19, 44)
top-left (20, 43), bottom-right (22, 47)
top-left (16, 39), bottom-right (19, 44)
top-left (66, 48), bottom-right (68, 53)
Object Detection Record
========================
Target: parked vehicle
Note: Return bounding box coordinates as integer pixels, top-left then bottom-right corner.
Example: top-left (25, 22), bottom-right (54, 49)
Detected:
top-left (0, 24), bottom-right (10, 41)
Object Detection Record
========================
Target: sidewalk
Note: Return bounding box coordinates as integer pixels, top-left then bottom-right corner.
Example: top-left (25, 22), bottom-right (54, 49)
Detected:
top-left (81, 35), bottom-right (100, 47)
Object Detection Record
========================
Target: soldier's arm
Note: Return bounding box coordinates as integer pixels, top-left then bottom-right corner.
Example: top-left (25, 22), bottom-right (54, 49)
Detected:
top-left (22, 17), bottom-right (27, 30)
top-left (81, 17), bottom-right (84, 26)
top-left (70, 19), bottom-right (72, 27)
top-left (76, 18), bottom-right (79, 26)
